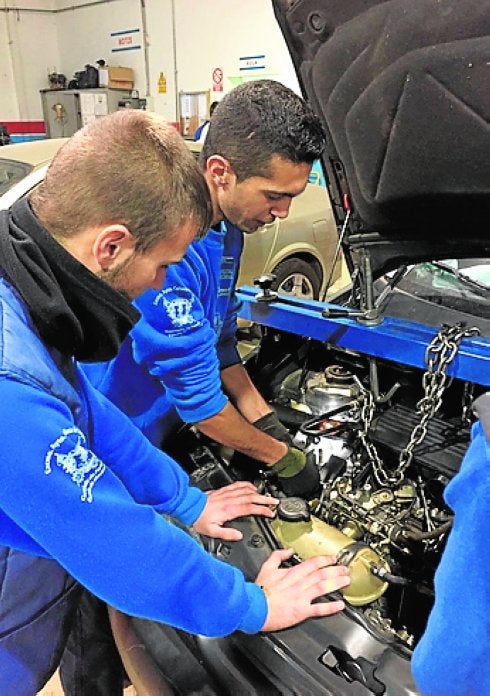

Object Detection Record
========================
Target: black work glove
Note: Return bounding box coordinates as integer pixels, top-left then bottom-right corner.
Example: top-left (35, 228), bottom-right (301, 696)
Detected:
top-left (253, 411), bottom-right (293, 445)
top-left (271, 447), bottom-right (320, 498)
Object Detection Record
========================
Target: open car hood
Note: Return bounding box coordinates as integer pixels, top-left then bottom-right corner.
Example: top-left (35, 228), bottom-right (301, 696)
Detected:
top-left (272, 0), bottom-right (490, 277)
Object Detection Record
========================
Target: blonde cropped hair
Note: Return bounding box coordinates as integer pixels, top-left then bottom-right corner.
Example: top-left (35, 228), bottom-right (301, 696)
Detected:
top-left (31, 110), bottom-right (212, 251)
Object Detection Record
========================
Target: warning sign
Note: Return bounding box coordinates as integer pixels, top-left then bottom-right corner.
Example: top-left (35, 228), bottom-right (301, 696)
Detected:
top-left (158, 72), bottom-right (167, 94)
top-left (212, 67), bottom-right (223, 92)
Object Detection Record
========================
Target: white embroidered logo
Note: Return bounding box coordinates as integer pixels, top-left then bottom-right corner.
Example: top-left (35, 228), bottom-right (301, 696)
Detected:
top-left (153, 287), bottom-right (202, 333)
top-left (44, 427), bottom-right (106, 503)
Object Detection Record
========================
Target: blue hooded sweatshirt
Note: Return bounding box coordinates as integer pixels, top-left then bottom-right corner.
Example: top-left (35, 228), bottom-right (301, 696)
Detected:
top-left (411, 418), bottom-right (490, 695)
top-left (0, 266), bottom-right (266, 694)
top-left (83, 221), bottom-right (244, 445)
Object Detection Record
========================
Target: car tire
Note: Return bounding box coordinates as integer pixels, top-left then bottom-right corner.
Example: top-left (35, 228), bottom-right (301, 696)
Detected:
top-left (272, 258), bottom-right (321, 299)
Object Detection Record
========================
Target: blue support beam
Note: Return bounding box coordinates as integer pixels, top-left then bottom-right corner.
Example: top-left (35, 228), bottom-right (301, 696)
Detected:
top-left (237, 286), bottom-right (490, 387)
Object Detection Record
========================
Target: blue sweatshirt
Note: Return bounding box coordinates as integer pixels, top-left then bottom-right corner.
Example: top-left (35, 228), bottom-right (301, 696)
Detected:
top-left (84, 222), bottom-right (244, 445)
top-left (0, 272), bottom-right (266, 638)
top-left (411, 420), bottom-right (490, 695)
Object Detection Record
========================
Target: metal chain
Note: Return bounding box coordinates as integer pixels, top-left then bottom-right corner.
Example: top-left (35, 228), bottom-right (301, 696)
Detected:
top-left (461, 381), bottom-right (476, 425)
top-left (356, 323), bottom-right (480, 486)
top-left (354, 382), bottom-right (390, 486)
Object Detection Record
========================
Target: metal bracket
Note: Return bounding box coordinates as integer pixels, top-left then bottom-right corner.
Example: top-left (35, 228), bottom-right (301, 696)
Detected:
top-left (253, 273), bottom-right (278, 303)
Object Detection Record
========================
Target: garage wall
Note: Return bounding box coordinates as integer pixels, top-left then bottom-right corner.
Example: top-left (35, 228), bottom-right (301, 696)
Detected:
top-left (55, 0), bottom-right (145, 93)
top-left (0, 15), bottom-right (17, 121)
top-left (1, 0), bottom-right (299, 126)
top-left (172, 0), bottom-right (299, 96)
top-left (1, 0), bottom-right (60, 121)
top-left (54, 0), bottom-right (178, 123)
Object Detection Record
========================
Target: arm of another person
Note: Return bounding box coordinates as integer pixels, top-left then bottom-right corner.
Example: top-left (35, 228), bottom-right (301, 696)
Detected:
top-left (132, 253), bottom-right (232, 430)
top-left (0, 376), bottom-right (348, 636)
top-left (80, 370), bottom-right (278, 538)
top-left (411, 426), bottom-right (490, 695)
top-left (132, 254), bottom-right (285, 464)
top-left (132, 246), bottom-right (301, 474)
top-left (221, 361), bottom-right (275, 424)
top-left (190, 265), bottom-right (319, 498)
top-left (194, 242), bottom-right (289, 464)
top-left (197, 363), bottom-right (288, 465)
top-left (0, 376), bottom-right (261, 635)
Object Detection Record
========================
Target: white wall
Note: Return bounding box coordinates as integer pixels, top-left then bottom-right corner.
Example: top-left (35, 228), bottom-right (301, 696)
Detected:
top-left (173, 0), bottom-right (299, 96)
top-left (55, 0), bottom-right (144, 91)
top-left (0, 13), bottom-right (18, 120)
top-left (143, 0), bottom-right (300, 123)
top-left (1, 0), bottom-right (300, 123)
top-left (1, 0), bottom-right (60, 120)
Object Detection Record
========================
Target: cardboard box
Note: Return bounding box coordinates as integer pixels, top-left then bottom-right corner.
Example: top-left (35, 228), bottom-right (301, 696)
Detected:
top-left (99, 66), bottom-right (134, 90)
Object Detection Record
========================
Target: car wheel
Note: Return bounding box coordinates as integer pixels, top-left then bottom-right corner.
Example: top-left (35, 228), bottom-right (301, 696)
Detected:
top-left (272, 258), bottom-right (321, 299)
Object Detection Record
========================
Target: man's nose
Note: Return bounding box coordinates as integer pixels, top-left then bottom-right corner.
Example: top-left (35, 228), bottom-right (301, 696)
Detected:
top-left (270, 199), bottom-right (292, 219)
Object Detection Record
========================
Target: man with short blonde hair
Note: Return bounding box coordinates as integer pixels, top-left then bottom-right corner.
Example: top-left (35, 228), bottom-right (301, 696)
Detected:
top-left (0, 109), bottom-right (349, 696)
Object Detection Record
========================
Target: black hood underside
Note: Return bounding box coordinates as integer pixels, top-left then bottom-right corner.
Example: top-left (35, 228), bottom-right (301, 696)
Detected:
top-left (273, 0), bottom-right (490, 276)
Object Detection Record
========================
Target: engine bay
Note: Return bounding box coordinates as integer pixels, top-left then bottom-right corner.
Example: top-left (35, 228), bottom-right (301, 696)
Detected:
top-left (174, 325), bottom-right (480, 662)
top-left (244, 327), bottom-right (479, 649)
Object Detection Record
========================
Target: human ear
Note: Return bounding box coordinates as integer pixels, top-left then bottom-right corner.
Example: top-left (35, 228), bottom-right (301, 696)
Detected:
top-left (206, 155), bottom-right (235, 189)
top-left (92, 225), bottom-right (135, 270)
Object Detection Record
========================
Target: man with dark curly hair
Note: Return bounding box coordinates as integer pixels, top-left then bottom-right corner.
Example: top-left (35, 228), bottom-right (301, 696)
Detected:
top-left (86, 79), bottom-right (324, 500)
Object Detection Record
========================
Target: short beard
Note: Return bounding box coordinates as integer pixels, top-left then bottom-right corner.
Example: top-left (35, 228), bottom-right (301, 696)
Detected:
top-left (97, 255), bottom-right (135, 300)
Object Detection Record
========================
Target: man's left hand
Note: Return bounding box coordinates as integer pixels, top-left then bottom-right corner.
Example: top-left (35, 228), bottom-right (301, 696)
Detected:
top-left (193, 481), bottom-right (278, 541)
top-left (271, 447), bottom-right (320, 498)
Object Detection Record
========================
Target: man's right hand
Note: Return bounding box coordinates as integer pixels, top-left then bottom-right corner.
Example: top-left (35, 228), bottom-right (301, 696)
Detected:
top-left (256, 548), bottom-right (350, 632)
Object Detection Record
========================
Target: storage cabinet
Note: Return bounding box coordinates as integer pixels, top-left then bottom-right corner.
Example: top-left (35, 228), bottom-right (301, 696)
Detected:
top-left (40, 88), bottom-right (131, 138)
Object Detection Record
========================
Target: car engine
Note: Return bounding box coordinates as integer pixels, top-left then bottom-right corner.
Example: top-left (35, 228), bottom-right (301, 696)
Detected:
top-left (233, 324), bottom-right (480, 651)
top-left (154, 322), bottom-right (484, 695)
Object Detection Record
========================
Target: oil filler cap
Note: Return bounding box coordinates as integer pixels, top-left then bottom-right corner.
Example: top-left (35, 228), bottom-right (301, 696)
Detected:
top-left (277, 497), bottom-right (311, 522)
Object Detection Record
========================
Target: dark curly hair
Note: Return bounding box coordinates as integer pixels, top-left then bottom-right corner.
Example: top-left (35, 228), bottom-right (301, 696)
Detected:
top-left (201, 79), bottom-right (325, 181)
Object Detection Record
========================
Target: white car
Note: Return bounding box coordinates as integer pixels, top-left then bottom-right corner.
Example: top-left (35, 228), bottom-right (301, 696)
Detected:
top-left (0, 139), bottom-right (66, 210)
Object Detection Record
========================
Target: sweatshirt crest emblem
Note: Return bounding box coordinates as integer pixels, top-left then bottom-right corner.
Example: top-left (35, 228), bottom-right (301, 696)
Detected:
top-left (153, 286), bottom-right (202, 333)
top-left (45, 426), bottom-right (106, 503)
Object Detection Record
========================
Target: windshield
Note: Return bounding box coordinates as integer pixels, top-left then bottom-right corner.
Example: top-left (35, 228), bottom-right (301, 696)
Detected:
top-left (375, 259), bottom-right (490, 338)
top-left (0, 159), bottom-right (33, 197)
top-left (398, 261), bottom-right (490, 317)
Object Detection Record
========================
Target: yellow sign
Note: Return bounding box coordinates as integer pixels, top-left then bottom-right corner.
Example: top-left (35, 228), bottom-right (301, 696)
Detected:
top-left (158, 72), bottom-right (167, 94)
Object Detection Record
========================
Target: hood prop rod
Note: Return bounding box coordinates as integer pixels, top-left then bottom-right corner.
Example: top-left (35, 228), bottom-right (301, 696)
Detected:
top-left (323, 249), bottom-right (382, 325)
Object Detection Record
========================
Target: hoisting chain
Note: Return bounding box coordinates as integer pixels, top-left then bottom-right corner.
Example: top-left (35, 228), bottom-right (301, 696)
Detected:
top-left (461, 381), bottom-right (476, 426)
top-left (356, 323), bottom-right (480, 486)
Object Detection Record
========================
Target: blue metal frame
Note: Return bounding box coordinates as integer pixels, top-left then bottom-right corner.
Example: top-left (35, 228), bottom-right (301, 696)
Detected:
top-left (237, 286), bottom-right (490, 387)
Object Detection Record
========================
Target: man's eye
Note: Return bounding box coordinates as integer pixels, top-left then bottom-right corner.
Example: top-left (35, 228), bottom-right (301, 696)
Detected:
top-left (267, 193), bottom-right (283, 202)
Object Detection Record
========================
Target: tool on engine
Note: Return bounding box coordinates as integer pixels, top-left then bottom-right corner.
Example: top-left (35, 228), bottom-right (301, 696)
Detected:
top-left (299, 401), bottom-right (358, 437)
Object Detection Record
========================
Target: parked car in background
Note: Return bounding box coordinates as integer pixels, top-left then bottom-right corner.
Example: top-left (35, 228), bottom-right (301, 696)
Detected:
top-left (0, 137), bottom-right (343, 299)
top-left (0, 138), bottom-right (65, 209)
